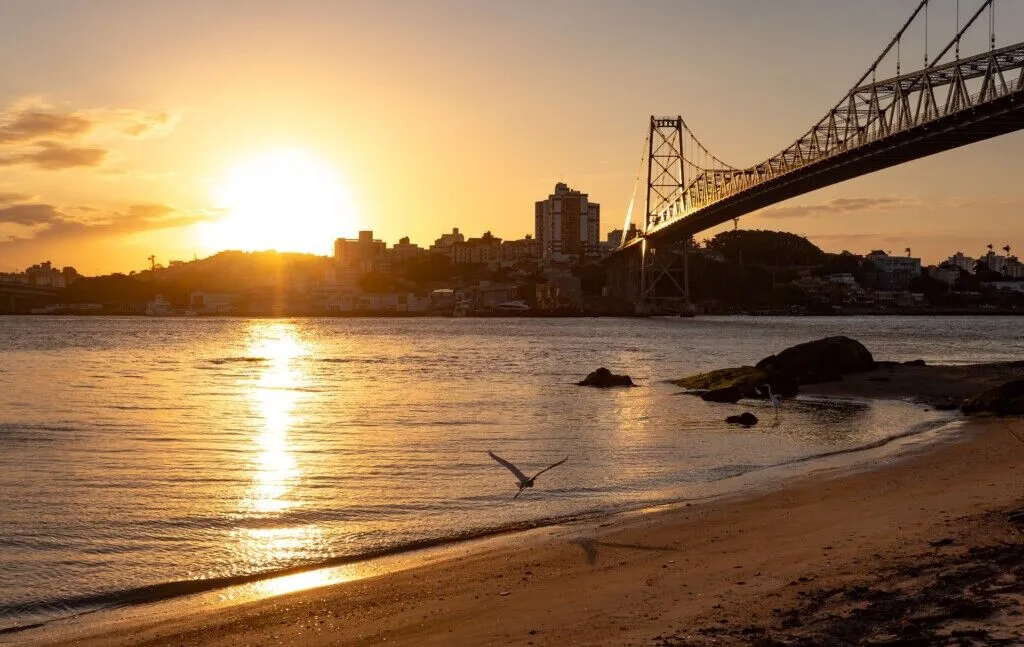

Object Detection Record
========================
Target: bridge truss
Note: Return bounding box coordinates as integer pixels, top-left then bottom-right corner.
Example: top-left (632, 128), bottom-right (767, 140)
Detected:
top-left (611, 0), bottom-right (1024, 309)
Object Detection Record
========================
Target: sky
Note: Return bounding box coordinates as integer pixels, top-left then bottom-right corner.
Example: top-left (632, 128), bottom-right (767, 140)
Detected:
top-left (1, 0), bottom-right (1023, 274)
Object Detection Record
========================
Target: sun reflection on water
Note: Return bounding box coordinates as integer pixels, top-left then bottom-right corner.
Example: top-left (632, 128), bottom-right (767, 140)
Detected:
top-left (238, 322), bottom-right (315, 565)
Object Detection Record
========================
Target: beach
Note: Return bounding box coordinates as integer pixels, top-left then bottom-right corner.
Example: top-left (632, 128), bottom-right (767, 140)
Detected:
top-left (21, 412), bottom-right (1023, 646)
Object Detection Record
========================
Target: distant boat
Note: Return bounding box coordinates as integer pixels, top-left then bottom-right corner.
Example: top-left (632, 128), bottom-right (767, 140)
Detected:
top-left (495, 300), bottom-right (530, 311)
top-left (144, 294), bottom-right (188, 317)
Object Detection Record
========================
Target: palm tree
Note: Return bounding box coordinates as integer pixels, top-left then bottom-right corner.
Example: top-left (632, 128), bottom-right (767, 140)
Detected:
top-left (987, 243), bottom-right (994, 254)
top-left (904, 247), bottom-right (911, 257)
top-left (1004, 244), bottom-right (1012, 256)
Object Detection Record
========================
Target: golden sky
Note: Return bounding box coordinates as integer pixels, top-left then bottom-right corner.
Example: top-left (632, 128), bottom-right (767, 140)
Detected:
top-left (1, 0), bottom-right (1023, 274)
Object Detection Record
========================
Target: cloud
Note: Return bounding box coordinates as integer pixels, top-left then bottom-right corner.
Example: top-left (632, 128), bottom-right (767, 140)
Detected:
top-left (91, 109), bottom-right (181, 139)
top-left (0, 199), bottom-right (215, 246)
top-left (0, 99), bottom-right (180, 172)
top-left (757, 196), bottom-right (920, 220)
top-left (0, 192), bottom-right (34, 206)
top-left (0, 110), bottom-right (92, 144)
top-left (0, 141), bottom-right (107, 170)
top-left (0, 203), bottom-right (68, 226)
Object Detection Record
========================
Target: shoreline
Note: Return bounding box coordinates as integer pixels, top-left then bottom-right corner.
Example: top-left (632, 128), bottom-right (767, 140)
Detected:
top-left (15, 410), bottom-right (1018, 647)
top-left (5, 310), bottom-right (1024, 318)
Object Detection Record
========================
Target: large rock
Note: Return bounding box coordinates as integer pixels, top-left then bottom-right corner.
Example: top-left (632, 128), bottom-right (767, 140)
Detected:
top-left (755, 336), bottom-right (875, 386)
top-left (578, 367), bottom-right (634, 388)
top-left (725, 412), bottom-right (758, 427)
top-left (961, 379), bottom-right (1024, 416)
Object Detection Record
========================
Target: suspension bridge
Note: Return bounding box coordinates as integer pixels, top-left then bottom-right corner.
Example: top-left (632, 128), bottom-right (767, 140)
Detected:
top-left (605, 0), bottom-right (1024, 311)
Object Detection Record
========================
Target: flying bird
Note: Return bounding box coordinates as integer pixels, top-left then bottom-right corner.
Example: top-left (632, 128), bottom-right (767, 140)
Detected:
top-left (488, 451), bottom-right (568, 499)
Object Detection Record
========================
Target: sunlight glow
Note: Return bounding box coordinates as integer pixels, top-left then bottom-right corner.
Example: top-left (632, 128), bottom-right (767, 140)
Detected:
top-left (242, 323), bottom-right (308, 516)
top-left (201, 150), bottom-right (358, 254)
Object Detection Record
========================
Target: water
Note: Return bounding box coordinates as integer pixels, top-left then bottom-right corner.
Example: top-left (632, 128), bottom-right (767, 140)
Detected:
top-left (1, 315), bottom-right (1021, 631)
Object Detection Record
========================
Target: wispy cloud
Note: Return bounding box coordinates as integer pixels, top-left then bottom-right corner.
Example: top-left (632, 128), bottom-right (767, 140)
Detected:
top-left (0, 194), bottom-right (215, 245)
top-left (757, 196), bottom-right (921, 220)
top-left (0, 98), bottom-right (180, 172)
top-left (0, 141), bottom-right (107, 170)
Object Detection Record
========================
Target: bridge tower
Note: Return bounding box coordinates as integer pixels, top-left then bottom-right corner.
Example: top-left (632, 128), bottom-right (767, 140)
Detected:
top-left (635, 116), bottom-right (691, 314)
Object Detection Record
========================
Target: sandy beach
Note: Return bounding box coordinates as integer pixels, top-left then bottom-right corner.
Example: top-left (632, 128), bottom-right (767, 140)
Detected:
top-left (20, 405), bottom-right (1024, 646)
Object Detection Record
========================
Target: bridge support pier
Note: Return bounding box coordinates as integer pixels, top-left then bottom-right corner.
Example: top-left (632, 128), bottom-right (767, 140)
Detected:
top-left (605, 237), bottom-right (692, 314)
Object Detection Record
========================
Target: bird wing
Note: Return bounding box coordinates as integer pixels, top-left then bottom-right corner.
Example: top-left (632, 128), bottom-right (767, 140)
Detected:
top-left (488, 451), bottom-right (531, 486)
top-left (531, 456), bottom-right (568, 481)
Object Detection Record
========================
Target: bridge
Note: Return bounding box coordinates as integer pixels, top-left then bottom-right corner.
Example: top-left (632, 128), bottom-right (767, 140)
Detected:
top-left (606, 0), bottom-right (1024, 310)
top-left (0, 282), bottom-right (63, 314)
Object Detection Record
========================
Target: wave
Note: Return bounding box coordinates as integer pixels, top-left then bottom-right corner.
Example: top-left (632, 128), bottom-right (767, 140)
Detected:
top-left (0, 511), bottom-right (607, 634)
top-left (206, 357), bottom-right (269, 365)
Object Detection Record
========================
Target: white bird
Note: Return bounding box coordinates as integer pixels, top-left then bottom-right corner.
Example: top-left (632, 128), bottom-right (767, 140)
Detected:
top-left (758, 383), bottom-right (783, 410)
top-left (488, 451), bottom-right (568, 500)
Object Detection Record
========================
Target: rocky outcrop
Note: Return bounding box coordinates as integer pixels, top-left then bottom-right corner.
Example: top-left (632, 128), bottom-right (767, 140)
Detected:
top-left (961, 379), bottom-right (1024, 416)
top-left (725, 412), bottom-right (758, 427)
top-left (577, 367), bottom-right (635, 388)
top-left (673, 366), bottom-right (767, 392)
top-left (755, 336), bottom-right (875, 386)
top-left (673, 336), bottom-right (874, 402)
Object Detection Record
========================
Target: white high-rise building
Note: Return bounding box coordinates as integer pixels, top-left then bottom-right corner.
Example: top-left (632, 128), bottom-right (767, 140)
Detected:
top-left (534, 183), bottom-right (599, 261)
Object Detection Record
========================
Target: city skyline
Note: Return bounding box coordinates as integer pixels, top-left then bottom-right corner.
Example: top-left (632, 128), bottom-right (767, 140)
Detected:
top-left (2, 0), bottom-right (1024, 274)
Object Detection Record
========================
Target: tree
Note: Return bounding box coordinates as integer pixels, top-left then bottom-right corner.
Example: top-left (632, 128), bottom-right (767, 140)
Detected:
top-left (705, 229), bottom-right (825, 268)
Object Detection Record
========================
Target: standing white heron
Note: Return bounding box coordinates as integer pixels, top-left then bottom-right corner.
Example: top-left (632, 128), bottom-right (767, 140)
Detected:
top-left (488, 451), bottom-right (568, 500)
top-left (758, 384), bottom-right (783, 410)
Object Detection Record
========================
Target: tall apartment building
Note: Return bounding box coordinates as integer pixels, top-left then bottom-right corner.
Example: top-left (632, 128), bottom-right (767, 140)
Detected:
top-left (534, 183), bottom-right (599, 261)
top-left (331, 230), bottom-right (386, 291)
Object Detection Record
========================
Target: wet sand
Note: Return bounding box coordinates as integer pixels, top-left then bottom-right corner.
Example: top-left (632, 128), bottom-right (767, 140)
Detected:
top-left (802, 359), bottom-right (1024, 408)
top-left (21, 360), bottom-right (1024, 647)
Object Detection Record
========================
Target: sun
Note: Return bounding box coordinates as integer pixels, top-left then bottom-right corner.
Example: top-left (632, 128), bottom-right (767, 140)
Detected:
top-left (201, 150), bottom-right (358, 254)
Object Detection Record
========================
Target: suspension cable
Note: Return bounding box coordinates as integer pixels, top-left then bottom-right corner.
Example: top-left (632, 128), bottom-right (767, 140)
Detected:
top-left (956, 0), bottom-right (960, 60)
top-left (924, 0), bottom-right (929, 68)
top-left (929, 0), bottom-right (996, 67)
top-left (621, 132), bottom-right (649, 240)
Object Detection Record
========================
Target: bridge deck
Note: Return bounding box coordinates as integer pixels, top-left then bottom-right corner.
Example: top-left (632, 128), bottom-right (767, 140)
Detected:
top-left (612, 88), bottom-right (1024, 253)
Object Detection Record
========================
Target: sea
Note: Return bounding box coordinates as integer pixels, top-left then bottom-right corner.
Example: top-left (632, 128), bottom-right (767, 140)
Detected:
top-left (1, 315), bottom-right (1022, 633)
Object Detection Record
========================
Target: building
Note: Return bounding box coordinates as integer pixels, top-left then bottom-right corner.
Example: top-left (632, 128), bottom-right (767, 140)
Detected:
top-left (604, 229), bottom-right (623, 251)
top-left (452, 232), bottom-right (502, 265)
top-left (866, 250), bottom-right (921, 290)
top-left (429, 228), bottom-right (465, 257)
top-left (334, 231), bottom-right (385, 271)
top-left (387, 237), bottom-right (426, 267)
top-left (535, 182), bottom-right (600, 261)
top-left (979, 250), bottom-right (1024, 279)
top-left (25, 261), bottom-right (70, 288)
top-left (945, 251), bottom-right (976, 274)
top-left (500, 235), bottom-right (539, 263)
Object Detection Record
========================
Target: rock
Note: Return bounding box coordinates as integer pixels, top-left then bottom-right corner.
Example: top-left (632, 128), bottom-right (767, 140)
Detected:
top-left (702, 386), bottom-right (742, 403)
top-left (577, 367), bottom-right (634, 388)
top-left (903, 359), bottom-right (927, 366)
top-left (726, 412), bottom-right (758, 427)
top-left (961, 379), bottom-right (1024, 416)
top-left (755, 336), bottom-right (875, 385)
top-left (672, 366), bottom-right (767, 392)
